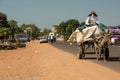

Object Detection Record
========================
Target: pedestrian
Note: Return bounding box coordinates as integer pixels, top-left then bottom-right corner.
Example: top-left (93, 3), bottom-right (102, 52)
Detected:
top-left (50, 34), bottom-right (54, 45)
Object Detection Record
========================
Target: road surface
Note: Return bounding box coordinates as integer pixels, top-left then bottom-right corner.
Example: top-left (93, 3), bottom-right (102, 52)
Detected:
top-left (52, 41), bottom-right (120, 73)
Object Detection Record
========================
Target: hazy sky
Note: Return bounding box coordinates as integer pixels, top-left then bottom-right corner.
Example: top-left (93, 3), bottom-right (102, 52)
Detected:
top-left (0, 0), bottom-right (120, 29)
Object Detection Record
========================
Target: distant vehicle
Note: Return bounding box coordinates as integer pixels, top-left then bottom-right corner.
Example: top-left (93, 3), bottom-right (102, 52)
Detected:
top-left (108, 26), bottom-right (120, 35)
top-left (14, 33), bottom-right (30, 43)
top-left (39, 37), bottom-right (48, 43)
top-left (108, 26), bottom-right (120, 45)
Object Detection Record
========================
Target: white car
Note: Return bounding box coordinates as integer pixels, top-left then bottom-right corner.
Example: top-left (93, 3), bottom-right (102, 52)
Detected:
top-left (39, 37), bottom-right (48, 43)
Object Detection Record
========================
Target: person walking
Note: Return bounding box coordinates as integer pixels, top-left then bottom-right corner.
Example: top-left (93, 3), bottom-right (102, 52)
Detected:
top-left (50, 34), bottom-right (54, 45)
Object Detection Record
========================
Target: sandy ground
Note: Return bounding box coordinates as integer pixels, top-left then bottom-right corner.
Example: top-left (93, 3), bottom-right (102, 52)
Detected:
top-left (0, 40), bottom-right (120, 80)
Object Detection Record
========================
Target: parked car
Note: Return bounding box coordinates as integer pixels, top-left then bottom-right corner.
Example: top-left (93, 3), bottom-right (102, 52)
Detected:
top-left (14, 33), bottom-right (30, 43)
top-left (39, 37), bottom-right (48, 43)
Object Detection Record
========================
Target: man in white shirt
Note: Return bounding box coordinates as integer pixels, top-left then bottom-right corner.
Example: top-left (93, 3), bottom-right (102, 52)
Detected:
top-left (80, 11), bottom-right (104, 32)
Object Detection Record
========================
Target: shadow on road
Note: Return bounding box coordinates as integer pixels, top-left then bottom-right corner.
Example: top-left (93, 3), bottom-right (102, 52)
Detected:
top-left (80, 52), bottom-right (120, 62)
top-left (79, 57), bottom-right (120, 62)
top-left (53, 41), bottom-right (120, 62)
top-left (107, 57), bottom-right (120, 62)
top-left (53, 41), bottom-right (120, 73)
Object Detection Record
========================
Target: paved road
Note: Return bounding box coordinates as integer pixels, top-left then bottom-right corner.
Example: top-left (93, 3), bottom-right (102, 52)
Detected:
top-left (51, 41), bottom-right (120, 73)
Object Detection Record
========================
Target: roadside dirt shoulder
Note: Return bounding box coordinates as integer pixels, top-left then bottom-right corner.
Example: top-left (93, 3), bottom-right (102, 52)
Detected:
top-left (0, 40), bottom-right (120, 80)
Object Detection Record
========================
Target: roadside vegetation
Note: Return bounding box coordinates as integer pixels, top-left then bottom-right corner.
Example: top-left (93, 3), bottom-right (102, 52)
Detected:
top-left (0, 11), bottom-right (108, 41)
top-left (0, 12), bottom-right (51, 39)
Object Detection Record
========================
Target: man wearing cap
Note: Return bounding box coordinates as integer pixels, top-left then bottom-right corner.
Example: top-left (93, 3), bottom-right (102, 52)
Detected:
top-left (80, 11), bottom-right (104, 32)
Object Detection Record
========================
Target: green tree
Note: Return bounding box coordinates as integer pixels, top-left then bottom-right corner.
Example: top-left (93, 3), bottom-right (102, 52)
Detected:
top-left (20, 24), bottom-right (40, 39)
top-left (31, 25), bottom-right (40, 38)
top-left (66, 19), bottom-right (79, 29)
top-left (0, 12), bottom-right (8, 27)
top-left (42, 28), bottom-right (51, 36)
top-left (0, 12), bottom-right (11, 39)
top-left (8, 20), bottom-right (21, 34)
top-left (56, 19), bottom-right (79, 41)
top-left (59, 21), bottom-right (67, 40)
top-left (66, 25), bottom-right (73, 39)
top-left (66, 19), bottom-right (79, 38)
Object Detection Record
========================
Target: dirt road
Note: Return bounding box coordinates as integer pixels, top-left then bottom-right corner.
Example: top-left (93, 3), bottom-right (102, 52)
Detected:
top-left (0, 40), bottom-right (120, 80)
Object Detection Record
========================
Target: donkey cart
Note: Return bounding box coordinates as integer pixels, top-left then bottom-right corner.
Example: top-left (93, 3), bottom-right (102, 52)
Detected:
top-left (77, 40), bottom-right (110, 61)
top-left (68, 26), bottom-right (111, 61)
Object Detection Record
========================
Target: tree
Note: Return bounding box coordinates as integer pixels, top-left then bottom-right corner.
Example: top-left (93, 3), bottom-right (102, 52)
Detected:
top-left (0, 12), bottom-right (11, 39)
top-left (8, 20), bottom-right (21, 34)
top-left (56, 19), bottom-right (80, 41)
top-left (66, 25), bottom-right (73, 39)
top-left (66, 19), bottom-right (79, 28)
top-left (42, 28), bottom-right (51, 36)
top-left (0, 12), bottom-right (8, 27)
top-left (65, 19), bottom-right (79, 40)
top-left (20, 24), bottom-right (40, 39)
top-left (31, 25), bottom-right (40, 38)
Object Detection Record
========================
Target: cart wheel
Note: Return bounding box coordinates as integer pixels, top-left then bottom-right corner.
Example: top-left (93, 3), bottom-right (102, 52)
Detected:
top-left (105, 47), bottom-right (109, 60)
top-left (77, 45), bottom-right (84, 59)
